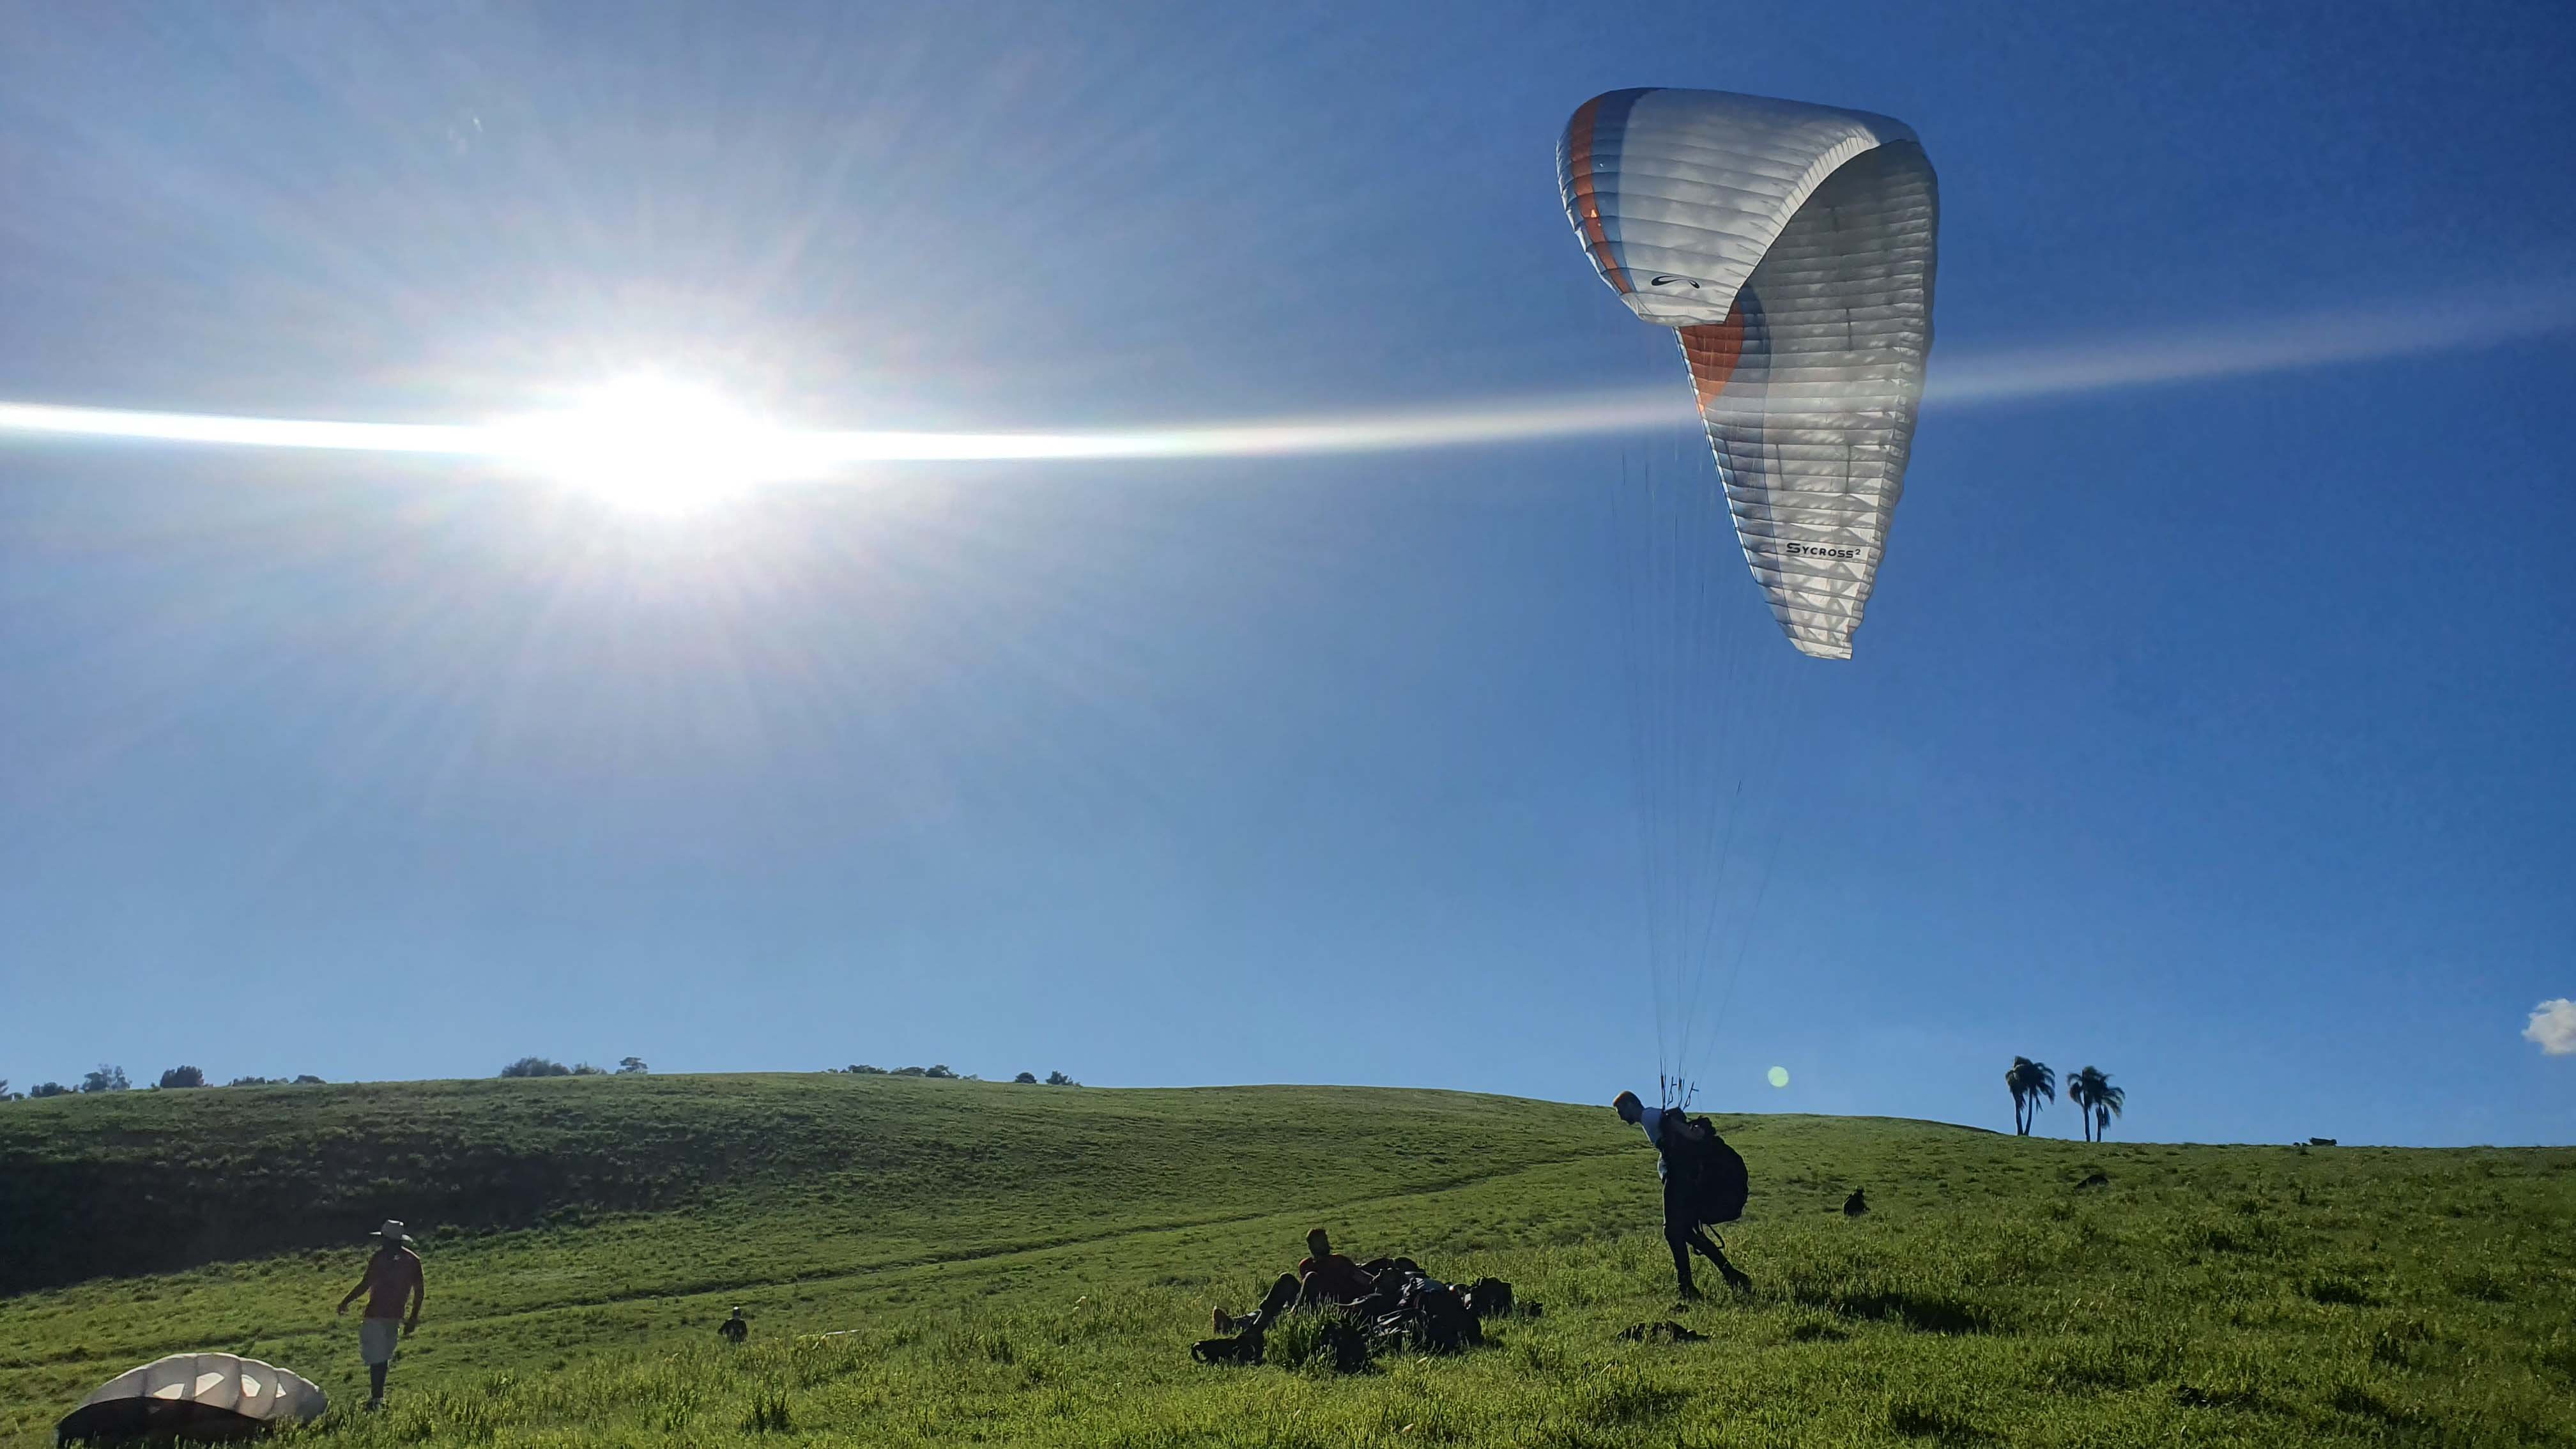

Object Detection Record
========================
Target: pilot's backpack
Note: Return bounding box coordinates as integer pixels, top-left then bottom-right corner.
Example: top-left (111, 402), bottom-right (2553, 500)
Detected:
top-left (1673, 1114), bottom-right (1749, 1225)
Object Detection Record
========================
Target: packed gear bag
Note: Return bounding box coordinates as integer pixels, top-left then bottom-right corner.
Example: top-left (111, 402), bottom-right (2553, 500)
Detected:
top-left (1415, 1284), bottom-right (1484, 1352)
top-left (1373, 1278), bottom-right (1483, 1354)
top-left (1668, 1113), bottom-right (1749, 1225)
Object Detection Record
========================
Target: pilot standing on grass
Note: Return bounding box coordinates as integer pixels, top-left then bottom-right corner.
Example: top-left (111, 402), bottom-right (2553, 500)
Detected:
top-left (336, 1220), bottom-right (425, 1411)
top-left (1614, 1092), bottom-right (1754, 1298)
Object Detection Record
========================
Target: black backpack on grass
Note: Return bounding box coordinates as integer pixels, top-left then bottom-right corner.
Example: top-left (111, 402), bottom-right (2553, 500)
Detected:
top-left (1374, 1279), bottom-right (1483, 1355)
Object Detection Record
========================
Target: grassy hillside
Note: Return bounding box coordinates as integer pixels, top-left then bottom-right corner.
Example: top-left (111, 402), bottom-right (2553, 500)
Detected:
top-left (0, 1073), bottom-right (1606, 1294)
top-left (3, 1076), bottom-right (2572, 1447)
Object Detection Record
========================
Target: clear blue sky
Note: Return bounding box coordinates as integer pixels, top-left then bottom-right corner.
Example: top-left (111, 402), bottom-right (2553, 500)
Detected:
top-left (3, 1), bottom-right (2571, 1144)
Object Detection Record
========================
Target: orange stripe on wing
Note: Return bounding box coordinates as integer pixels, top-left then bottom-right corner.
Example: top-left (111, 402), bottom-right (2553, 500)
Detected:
top-left (1566, 96), bottom-right (1632, 295)
top-left (1679, 307), bottom-right (1748, 407)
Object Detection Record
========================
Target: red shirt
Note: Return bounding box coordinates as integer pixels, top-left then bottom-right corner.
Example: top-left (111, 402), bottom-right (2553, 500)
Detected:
top-left (352, 1248), bottom-right (424, 1321)
top-left (1297, 1254), bottom-right (1376, 1305)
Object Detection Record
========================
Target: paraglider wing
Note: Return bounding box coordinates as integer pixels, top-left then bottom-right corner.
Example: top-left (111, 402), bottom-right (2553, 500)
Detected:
top-left (1560, 88), bottom-right (1938, 659)
top-left (56, 1353), bottom-right (326, 1445)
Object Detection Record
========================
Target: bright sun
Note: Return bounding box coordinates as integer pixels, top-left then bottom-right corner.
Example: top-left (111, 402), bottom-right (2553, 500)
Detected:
top-left (495, 377), bottom-right (808, 515)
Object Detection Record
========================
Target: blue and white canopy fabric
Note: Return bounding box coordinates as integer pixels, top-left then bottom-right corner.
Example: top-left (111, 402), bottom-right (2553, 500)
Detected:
top-left (1560, 88), bottom-right (1938, 659)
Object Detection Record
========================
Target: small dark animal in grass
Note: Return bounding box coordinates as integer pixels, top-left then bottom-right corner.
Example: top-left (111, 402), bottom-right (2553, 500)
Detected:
top-left (1619, 1320), bottom-right (1707, 1343)
top-left (1189, 1335), bottom-right (1240, 1364)
top-left (1191, 1330), bottom-right (1266, 1365)
top-left (2076, 1171), bottom-right (2110, 1190)
top-left (719, 1307), bottom-right (748, 1344)
top-left (1843, 1188), bottom-right (1868, 1216)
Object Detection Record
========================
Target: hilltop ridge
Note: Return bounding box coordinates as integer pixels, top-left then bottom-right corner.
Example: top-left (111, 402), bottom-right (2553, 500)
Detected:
top-left (0, 1073), bottom-right (1623, 1293)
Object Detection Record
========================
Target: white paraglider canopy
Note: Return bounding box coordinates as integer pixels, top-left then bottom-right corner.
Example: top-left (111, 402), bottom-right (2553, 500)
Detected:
top-left (1560, 86), bottom-right (1938, 661)
top-left (56, 1353), bottom-right (326, 1445)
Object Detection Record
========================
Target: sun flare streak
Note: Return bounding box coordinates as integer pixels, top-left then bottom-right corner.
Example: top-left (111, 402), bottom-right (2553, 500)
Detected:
top-left (5, 284), bottom-right (2570, 490)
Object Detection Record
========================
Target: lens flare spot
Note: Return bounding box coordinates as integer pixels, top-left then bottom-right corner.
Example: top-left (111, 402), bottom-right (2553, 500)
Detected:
top-left (1767, 1066), bottom-right (1790, 1089)
top-left (491, 377), bottom-right (817, 515)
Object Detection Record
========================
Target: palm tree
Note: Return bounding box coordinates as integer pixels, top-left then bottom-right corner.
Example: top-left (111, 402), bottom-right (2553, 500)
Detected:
top-left (2004, 1057), bottom-right (2055, 1135)
top-left (2093, 1077), bottom-right (2125, 1140)
top-left (2066, 1067), bottom-right (2124, 1142)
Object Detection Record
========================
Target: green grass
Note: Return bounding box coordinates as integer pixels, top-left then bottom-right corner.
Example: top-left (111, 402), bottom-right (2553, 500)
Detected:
top-left (4, 1075), bottom-right (2572, 1446)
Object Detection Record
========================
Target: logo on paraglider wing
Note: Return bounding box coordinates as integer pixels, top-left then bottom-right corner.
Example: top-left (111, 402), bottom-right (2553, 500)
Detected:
top-left (1782, 542), bottom-right (1862, 561)
top-left (1648, 275), bottom-right (1702, 289)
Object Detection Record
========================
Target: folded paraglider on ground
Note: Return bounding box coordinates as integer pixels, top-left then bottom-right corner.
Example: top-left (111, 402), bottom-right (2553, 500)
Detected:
top-left (56, 1353), bottom-right (326, 1446)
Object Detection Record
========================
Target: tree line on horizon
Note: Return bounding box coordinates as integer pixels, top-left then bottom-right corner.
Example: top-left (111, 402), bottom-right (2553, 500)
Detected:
top-left (833, 1064), bottom-right (1080, 1085)
top-left (2004, 1057), bottom-right (2128, 1141)
top-left (495, 1059), bottom-right (1085, 1084)
top-left (3, 1057), bottom-right (1087, 1100)
top-left (497, 1056), bottom-right (650, 1078)
top-left (0, 1065), bottom-right (328, 1100)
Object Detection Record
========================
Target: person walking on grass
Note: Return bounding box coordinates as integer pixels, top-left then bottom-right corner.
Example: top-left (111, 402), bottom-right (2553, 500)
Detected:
top-left (1614, 1091), bottom-right (1753, 1298)
top-left (335, 1220), bottom-right (424, 1409)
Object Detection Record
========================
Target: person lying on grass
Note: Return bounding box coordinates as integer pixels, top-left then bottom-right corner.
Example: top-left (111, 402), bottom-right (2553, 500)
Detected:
top-left (1213, 1227), bottom-right (1388, 1333)
top-left (1300, 1227), bottom-right (1379, 1305)
top-left (1204, 1236), bottom-right (1500, 1361)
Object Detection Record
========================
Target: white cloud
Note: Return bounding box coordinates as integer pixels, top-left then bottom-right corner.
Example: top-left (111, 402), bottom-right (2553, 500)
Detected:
top-left (2524, 999), bottom-right (2576, 1057)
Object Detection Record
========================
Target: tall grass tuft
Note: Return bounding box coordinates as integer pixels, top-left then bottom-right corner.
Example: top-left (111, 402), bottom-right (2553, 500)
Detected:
top-left (740, 1383), bottom-right (792, 1433)
top-left (1262, 1305), bottom-right (1381, 1371)
top-left (1885, 1396), bottom-right (1979, 1441)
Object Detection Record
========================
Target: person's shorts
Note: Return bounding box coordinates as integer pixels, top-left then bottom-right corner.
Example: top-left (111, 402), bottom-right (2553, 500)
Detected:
top-left (360, 1318), bottom-right (402, 1365)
